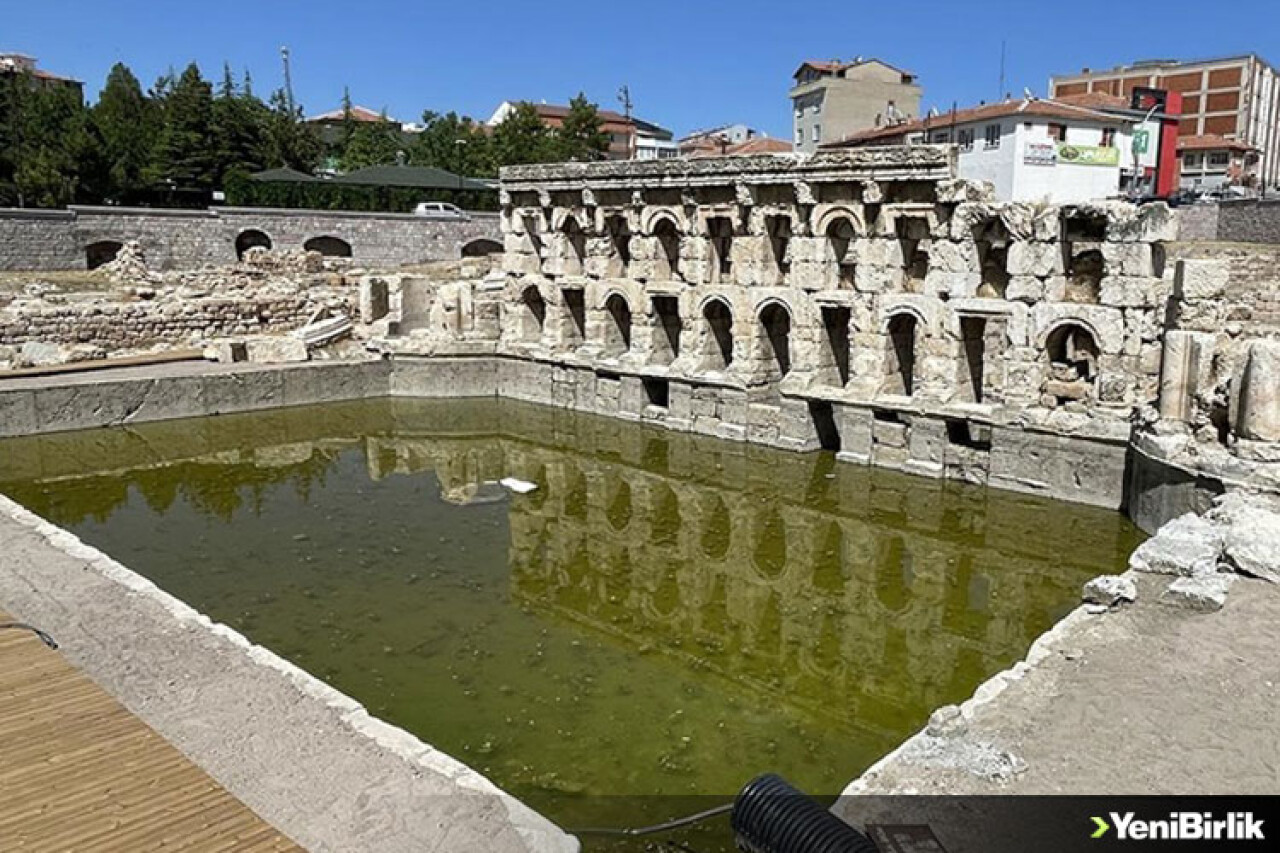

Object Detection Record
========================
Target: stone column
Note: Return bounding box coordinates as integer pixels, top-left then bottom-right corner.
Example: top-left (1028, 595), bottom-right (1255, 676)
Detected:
top-left (1157, 330), bottom-right (1213, 422)
top-left (1236, 340), bottom-right (1280, 442)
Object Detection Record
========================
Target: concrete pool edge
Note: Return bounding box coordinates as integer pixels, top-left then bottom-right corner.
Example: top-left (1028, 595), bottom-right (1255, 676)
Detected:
top-left (0, 492), bottom-right (580, 853)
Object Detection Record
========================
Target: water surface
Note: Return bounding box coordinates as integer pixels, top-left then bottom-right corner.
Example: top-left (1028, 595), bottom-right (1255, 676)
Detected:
top-left (0, 399), bottom-right (1143, 842)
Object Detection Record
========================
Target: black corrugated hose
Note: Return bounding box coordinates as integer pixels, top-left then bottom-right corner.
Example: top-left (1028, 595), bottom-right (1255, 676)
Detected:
top-left (0, 622), bottom-right (59, 649)
top-left (731, 774), bottom-right (879, 853)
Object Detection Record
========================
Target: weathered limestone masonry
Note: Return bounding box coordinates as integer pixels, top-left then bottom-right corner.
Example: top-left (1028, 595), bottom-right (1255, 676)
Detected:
top-left (0, 205), bottom-right (501, 271)
top-left (377, 149), bottom-right (1184, 510)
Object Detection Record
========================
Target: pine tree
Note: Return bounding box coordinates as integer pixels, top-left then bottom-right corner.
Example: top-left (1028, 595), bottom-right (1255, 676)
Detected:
top-left (491, 101), bottom-right (553, 167)
top-left (554, 93), bottom-right (609, 162)
top-left (340, 109), bottom-right (402, 170)
top-left (263, 88), bottom-right (321, 172)
top-left (411, 111), bottom-right (493, 177)
top-left (91, 62), bottom-right (156, 202)
top-left (151, 63), bottom-right (217, 191)
top-left (211, 61), bottom-right (270, 182)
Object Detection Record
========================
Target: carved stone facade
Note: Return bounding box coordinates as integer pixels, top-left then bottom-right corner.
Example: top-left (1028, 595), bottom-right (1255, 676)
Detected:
top-left (369, 149), bottom-right (1278, 519)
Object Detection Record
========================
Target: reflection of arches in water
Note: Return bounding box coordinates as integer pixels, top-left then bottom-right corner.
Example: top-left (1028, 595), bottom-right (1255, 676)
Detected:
top-left (942, 555), bottom-right (994, 641)
top-left (755, 591), bottom-right (783, 658)
top-left (651, 560), bottom-right (683, 618)
top-left (702, 575), bottom-right (730, 638)
top-left (604, 545), bottom-right (633, 606)
top-left (875, 536), bottom-right (914, 613)
top-left (809, 609), bottom-right (845, 674)
top-left (751, 508), bottom-right (788, 580)
top-left (606, 480), bottom-right (632, 531)
top-left (523, 464), bottom-right (549, 510)
top-left (699, 494), bottom-right (731, 560)
top-left (650, 484), bottom-right (680, 548)
top-left (811, 521), bottom-right (847, 593)
top-left (563, 466), bottom-right (587, 519)
top-left (558, 541), bottom-right (593, 612)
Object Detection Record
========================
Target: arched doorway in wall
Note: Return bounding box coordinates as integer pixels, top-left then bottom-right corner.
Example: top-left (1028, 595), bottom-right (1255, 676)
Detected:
top-left (85, 240), bottom-right (123, 270)
top-left (520, 286), bottom-right (547, 342)
top-left (758, 302), bottom-right (792, 379)
top-left (653, 218), bottom-right (682, 281)
top-left (603, 293), bottom-right (632, 357)
top-left (235, 229), bottom-right (272, 260)
top-left (884, 312), bottom-right (919, 396)
top-left (303, 235), bottom-right (352, 257)
top-left (461, 238), bottom-right (502, 258)
top-left (702, 298), bottom-right (734, 371)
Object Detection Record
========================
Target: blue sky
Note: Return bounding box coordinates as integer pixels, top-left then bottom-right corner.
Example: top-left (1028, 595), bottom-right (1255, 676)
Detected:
top-left (3, 0), bottom-right (1276, 138)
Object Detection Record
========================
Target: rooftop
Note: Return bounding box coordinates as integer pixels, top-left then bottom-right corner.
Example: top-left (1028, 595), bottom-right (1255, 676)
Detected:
top-left (306, 105), bottom-right (399, 124)
top-left (823, 97), bottom-right (1131, 148)
top-left (1179, 134), bottom-right (1259, 153)
top-left (792, 56), bottom-right (916, 81)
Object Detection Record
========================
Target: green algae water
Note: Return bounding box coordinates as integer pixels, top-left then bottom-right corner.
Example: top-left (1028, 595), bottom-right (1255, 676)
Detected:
top-left (0, 398), bottom-right (1142, 846)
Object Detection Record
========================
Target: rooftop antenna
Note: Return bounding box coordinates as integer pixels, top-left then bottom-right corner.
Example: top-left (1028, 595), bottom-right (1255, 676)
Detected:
top-left (617, 84), bottom-right (633, 119)
top-left (998, 39), bottom-right (1007, 101)
top-left (280, 46), bottom-right (295, 115)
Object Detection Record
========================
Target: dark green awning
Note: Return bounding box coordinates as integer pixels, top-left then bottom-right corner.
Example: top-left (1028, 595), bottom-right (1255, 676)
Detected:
top-left (332, 164), bottom-right (492, 191)
top-left (249, 167), bottom-right (321, 183)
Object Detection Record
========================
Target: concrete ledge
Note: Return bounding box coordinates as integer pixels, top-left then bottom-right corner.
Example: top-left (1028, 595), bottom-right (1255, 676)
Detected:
top-left (0, 493), bottom-right (578, 853)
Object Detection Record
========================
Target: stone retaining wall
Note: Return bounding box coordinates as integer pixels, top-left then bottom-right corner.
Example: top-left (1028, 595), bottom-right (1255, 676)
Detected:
top-left (0, 206), bottom-right (501, 271)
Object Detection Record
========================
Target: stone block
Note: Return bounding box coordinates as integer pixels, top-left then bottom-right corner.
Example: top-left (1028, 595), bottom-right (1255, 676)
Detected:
top-left (1082, 574), bottom-right (1137, 607)
top-left (1161, 574), bottom-right (1234, 612)
top-left (0, 389), bottom-right (38, 438)
top-left (203, 368), bottom-right (286, 415)
top-left (1007, 241), bottom-right (1063, 277)
top-left (1128, 512), bottom-right (1222, 576)
top-left (1235, 340), bottom-right (1280, 443)
top-left (1173, 259), bottom-right (1229, 302)
top-left (245, 336), bottom-right (309, 364)
top-left (1005, 276), bottom-right (1043, 304)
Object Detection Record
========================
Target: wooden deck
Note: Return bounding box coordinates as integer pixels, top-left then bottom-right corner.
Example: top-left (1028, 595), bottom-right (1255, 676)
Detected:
top-left (0, 612), bottom-right (304, 852)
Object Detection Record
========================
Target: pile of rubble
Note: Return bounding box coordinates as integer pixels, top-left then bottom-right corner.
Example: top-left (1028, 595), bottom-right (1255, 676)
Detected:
top-left (1083, 491), bottom-right (1280, 613)
top-left (1, 244), bottom-right (365, 370)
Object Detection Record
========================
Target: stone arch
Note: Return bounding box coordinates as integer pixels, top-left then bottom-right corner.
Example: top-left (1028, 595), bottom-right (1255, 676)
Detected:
top-left (85, 240), bottom-right (123, 270)
top-left (304, 235), bottom-right (352, 257)
top-left (824, 217), bottom-right (858, 289)
top-left (652, 216), bottom-right (682, 281)
top-left (640, 206), bottom-right (686, 236)
top-left (519, 284), bottom-right (547, 342)
top-left (1042, 321), bottom-right (1101, 402)
top-left (765, 214), bottom-right (792, 277)
top-left (234, 229), bottom-right (272, 260)
top-left (813, 205), bottom-right (865, 238)
top-left (550, 207), bottom-right (591, 232)
top-left (701, 296), bottom-right (735, 370)
top-left (557, 216), bottom-right (587, 276)
top-left (757, 300), bottom-right (793, 378)
top-left (602, 291), bottom-right (632, 356)
top-left (461, 238), bottom-right (502, 258)
top-left (604, 213), bottom-right (632, 271)
top-left (882, 310), bottom-right (920, 396)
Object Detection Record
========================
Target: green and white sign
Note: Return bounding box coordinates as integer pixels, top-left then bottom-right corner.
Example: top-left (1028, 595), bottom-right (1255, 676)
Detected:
top-left (1056, 144), bottom-right (1120, 167)
top-left (1132, 129), bottom-right (1151, 155)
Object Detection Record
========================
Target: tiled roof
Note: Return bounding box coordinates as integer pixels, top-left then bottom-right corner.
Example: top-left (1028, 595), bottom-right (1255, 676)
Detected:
top-left (725, 137), bottom-right (792, 155)
top-left (793, 57), bottom-right (915, 79)
top-left (823, 98), bottom-right (1127, 148)
top-left (307, 105), bottom-right (397, 124)
top-left (1178, 134), bottom-right (1258, 153)
top-left (1055, 92), bottom-right (1129, 110)
top-left (532, 103), bottom-right (632, 125)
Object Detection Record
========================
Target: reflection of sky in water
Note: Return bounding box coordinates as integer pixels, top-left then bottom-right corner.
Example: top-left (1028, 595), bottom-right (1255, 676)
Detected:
top-left (0, 398), bottom-right (1143, 830)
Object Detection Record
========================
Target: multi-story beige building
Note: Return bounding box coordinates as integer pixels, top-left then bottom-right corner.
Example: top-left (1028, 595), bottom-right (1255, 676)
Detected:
top-left (1050, 55), bottom-right (1280, 190)
top-left (789, 58), bottom-right (922, 153)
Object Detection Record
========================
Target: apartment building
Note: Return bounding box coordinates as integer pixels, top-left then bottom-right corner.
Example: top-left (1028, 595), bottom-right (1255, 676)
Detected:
top-left (487, 101), bottom-right (675, 161)
top-left (824, 97), bottom-right (1150, 203)
top-left (1050, 55), bottom-right (1280, 190)
top-left (789, 58), bottom-right (922, 154)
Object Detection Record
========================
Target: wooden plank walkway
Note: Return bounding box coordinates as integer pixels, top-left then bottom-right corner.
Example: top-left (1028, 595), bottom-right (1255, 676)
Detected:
top-left (0, 612), bottom-right (305, 852)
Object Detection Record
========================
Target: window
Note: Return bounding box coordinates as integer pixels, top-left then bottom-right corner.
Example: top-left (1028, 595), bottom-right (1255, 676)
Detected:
top-left (812, 101), bottom-right (822, 115)
top-left (813, 124), bottom-right (821, 142)
top-left (1183, 153), bottom-right (1202, 169)
top-left (930, 131), bottom-right (952, 143)
top-left (958, 128), bottom-right (975, 151)
top-left (1209, 152), bottom-right (1230, 167)
top-left (796, 127), bottom-right (804, 144)
top-left (1047, 123), bottom-right (1067, 142)
top-left (984, 123), bottom-right (1002, 148)
top-left (795, 105), bottom-right (803, 119)
top-left (1101, 127), bottom-right (1117, 147)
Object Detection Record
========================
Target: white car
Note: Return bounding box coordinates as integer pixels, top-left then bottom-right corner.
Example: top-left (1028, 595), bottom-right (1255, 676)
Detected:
top-left (413, 202), bottom-right (471, 221)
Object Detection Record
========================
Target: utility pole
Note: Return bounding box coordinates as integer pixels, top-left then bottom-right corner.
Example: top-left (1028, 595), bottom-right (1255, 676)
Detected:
top-left (617, 85), bottom-right (635, 159)
top-left (281, 46), bottom-right (295, 116)
top-left (998, 40), bottom-right (1007, 101)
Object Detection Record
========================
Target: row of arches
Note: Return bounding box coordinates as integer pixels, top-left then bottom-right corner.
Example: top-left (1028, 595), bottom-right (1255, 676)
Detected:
top-left (516, 284), bottom-right (1106, 405)
top-left (84, 231), bottom-right (501, 269)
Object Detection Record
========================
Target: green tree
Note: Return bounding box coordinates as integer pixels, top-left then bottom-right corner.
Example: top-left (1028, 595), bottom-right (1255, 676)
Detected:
top-left (151, 62), bottom-right (217, 191)
top-left (0, 74), bottom-right (95, 207)
top-left (210, 62), bottom-right (271, 182)
top-left (90, 62), bottom-right (157, 202)
top-left (490, 101), bottom-right (553, 168)
top-left (340, 109), bottom-right (403, 170)
top-left (263, 88), bottom-right (321, 172)
top-left (553, 93), bottom-right (609, 161)
top-left (410, 110), bottom-right (493, 176)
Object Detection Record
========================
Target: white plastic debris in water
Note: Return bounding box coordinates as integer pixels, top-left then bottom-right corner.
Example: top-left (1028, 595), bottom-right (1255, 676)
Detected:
top-left (499, 477), bottom-right (539, 495)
